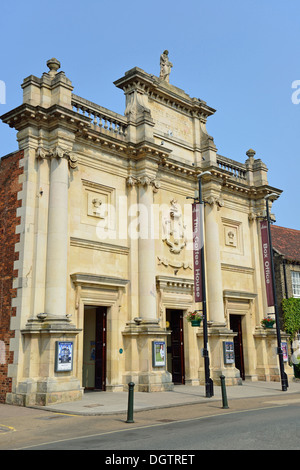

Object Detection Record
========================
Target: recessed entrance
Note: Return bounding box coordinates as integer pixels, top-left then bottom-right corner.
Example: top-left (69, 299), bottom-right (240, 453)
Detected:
top-left (83, 306), bottom-right (107, 390)
top-left (166, 309), bottom-right (185, 384)
top-left (230, 314), bottom-right (245, 380)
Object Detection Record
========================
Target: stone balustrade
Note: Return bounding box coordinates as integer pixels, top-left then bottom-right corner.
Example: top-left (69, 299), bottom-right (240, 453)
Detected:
top-left (72, 94), bottom-right (128, 137)
top-left (217, 155), bottom-right (247, 180)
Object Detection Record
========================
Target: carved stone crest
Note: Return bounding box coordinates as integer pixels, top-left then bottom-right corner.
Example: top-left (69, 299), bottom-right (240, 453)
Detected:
top-left (162, 199), bottom-right (187, 254)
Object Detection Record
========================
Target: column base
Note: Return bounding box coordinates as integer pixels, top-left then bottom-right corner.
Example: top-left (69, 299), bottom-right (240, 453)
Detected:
top-left (123, 371), bottom-right (174, 392)
top-left (197, 323), bottom-right (242, 386)
top-left (122, 321), bottom-right (173, 392)
top-left (6, 377), bottom-right (83, 407)
top-left (210, 369), bottom-right (243, 386)
top-left (13, 315), bottom-right (82, 406)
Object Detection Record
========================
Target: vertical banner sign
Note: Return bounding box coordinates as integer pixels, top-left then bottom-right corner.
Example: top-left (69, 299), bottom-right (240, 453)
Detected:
top-left (192, 203), bottom-right (203, 302)
top-left (260, 220), bottom-right (274, 306)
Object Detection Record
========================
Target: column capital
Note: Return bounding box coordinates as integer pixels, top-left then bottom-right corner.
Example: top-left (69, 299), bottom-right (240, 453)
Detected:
top-left (36, 145), bottom-right (78, 168)
top-left (126, 175), bottom-right (160, 192)
top-left (203, 195), bottom-right (224, 208)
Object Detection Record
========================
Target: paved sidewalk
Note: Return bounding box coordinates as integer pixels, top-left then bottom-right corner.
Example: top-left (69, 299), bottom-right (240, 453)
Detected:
top-left (30, 379), bottom-right (300, 416)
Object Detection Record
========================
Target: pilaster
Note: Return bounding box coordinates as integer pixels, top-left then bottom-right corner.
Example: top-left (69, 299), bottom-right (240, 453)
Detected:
top-left (123, 166), bottom-right (173, 391)
top-left (4, 59), bottom-right (82, 406)
top-left (204, 190), bottom-right (225, 324)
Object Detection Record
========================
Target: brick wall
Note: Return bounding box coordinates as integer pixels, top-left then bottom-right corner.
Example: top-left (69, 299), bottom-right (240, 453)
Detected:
top-left (0, 150), bottom-right (23, 403)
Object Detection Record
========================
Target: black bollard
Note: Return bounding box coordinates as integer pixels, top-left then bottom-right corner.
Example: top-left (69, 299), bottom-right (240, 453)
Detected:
top-left (126, 382), bottom-right (135, 423)
top-left (220, 375), bottom-right (229, 409)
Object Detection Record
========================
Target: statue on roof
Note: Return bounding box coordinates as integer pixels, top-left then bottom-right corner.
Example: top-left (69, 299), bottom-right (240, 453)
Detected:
top-left (160, 50), bottom-right (173, 83)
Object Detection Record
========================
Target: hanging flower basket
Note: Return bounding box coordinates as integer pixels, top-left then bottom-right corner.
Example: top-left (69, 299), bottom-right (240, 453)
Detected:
top-left (186, 311), bottom-right (203, 327)
top-left (191, 319), bottom-right (201, 327)
top-left (261, 316), bottom-right (275, 329)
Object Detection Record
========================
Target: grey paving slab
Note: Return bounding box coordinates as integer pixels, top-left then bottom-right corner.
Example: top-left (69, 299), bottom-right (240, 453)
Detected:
top-left (30, 379), bottom-right (300, 416)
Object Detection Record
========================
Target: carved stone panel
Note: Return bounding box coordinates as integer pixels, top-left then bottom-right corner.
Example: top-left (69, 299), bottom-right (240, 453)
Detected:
top-left (81, 179), bottom-right (115, 230)
top-left (222, 217), bottom-right (243, 255)
top-left (225, 226), bottom-right (238, 247)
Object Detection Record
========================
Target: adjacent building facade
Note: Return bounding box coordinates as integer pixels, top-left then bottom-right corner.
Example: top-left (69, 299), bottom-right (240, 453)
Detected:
top-left (271, 225), bottom-right (300, 327)
top-left (0, 56), bottom-right (293, 406)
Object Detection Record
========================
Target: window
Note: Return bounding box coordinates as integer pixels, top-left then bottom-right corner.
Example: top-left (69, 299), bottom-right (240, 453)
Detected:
top-left (291, 271), bottom-right (300, 298)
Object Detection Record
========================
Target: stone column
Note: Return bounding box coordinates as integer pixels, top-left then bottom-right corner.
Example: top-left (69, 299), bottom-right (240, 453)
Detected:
top-left (44, 147), bottom-right (70, 318)
top-left (126, 174), bottom-right (140, 321)
top-left (204, 198), bottom-right (225, 324)
top-left (122, 172), bottom-right (173, 391)
top-left (137, 175), bottom-right (158, 323)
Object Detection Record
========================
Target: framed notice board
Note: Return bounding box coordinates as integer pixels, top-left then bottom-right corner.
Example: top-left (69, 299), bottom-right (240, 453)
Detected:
top-left (223, 341), bottom-right (235, 365)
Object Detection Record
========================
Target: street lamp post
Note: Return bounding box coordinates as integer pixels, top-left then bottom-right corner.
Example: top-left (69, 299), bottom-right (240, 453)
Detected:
top-left (197, 172), bottom-right (214, 398)
top-left (265, 193), bottom-right (288, 392)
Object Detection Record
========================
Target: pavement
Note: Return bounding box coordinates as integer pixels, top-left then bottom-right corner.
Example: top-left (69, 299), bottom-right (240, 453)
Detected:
top-left (29, 378), bottom-right (300, 416)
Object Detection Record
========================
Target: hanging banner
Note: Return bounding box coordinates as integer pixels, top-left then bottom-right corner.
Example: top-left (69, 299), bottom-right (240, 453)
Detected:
top-left (192, 203), bottom-right (203, 302)
top-left (260, 220), bottom-right (274, 307)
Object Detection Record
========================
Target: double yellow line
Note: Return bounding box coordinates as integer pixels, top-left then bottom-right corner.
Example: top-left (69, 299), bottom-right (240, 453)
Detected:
top-left (0, 424), bottom-right (16, 434)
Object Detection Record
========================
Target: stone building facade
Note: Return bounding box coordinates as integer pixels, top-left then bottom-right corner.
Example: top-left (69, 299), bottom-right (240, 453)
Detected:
top-left (0, 57), bottom-right (293, 406)
top-left (271, 225), bottom-right (300, 328)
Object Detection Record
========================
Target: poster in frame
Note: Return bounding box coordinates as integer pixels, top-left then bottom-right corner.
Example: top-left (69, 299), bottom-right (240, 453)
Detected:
top-left (281, 342), bottom-right (288, 363)
top-left (152, 341), bottom-right (166, 367)
top-left (223, 341), bottom-right (235, 364)
top-left (55, 341), bottom-right (73, 372)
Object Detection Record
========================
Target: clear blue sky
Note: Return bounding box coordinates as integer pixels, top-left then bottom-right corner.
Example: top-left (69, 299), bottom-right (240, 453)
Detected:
top-left (1, 0), bottom-right (299, 229)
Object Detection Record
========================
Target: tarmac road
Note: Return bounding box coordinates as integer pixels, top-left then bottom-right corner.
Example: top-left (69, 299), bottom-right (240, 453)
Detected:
top-left (1, 392), bottom-right (300, 451)
top-left (25, 402), bottom-right (300, 451)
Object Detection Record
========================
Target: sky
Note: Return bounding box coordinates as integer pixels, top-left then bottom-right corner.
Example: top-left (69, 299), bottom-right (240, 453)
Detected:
top-left (0, 0), bottom-right (299, 230)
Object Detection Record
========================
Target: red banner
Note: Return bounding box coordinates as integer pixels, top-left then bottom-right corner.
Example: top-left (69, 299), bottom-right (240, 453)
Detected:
top-left (192, 203), bottom-right (203, 302)
top-left (260, 220), bottom-right (274, 307)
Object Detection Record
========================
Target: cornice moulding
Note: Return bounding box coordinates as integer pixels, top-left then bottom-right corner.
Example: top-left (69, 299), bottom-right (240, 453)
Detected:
top-left (114, 68), bottom-right (216, 119)
top-left (156, 275), bottom-right (194, 293)
top-left (70, 237), bottom-right (129, 255)
top-left (223, 289), bottom-right (257, 300)
top-left (71, 273), bottom-right (129, 289)
top-left (221, 263), bottom-right (255, 275)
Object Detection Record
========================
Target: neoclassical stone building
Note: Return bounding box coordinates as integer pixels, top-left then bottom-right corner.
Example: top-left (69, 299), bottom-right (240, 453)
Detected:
top-left (0, 56), bottom-right (293, 406)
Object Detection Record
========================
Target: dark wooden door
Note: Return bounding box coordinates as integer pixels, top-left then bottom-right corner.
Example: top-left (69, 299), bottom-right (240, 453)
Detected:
top-left (168, 310), bottom-right (185, 384)
top-left (95, 307), bottom-right (107, 390)
top-left (230, 315), bottom-right (245, 380)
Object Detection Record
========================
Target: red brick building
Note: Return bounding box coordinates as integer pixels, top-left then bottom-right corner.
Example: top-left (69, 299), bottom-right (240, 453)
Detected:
top-left (0, 150), bottom-right (23, 402)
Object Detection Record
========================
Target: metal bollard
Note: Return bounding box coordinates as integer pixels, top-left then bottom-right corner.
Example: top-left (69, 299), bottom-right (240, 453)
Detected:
top-left (220, 375), bottom-right (229, 409)
top-left (126, 382), bottom-right (135, 423)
